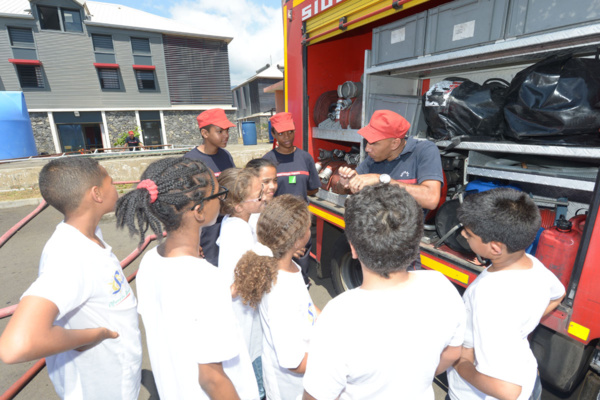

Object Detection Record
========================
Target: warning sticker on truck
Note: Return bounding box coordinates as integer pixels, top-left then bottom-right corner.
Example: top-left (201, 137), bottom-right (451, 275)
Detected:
top-left (453, 20), bottom-right (475, 41)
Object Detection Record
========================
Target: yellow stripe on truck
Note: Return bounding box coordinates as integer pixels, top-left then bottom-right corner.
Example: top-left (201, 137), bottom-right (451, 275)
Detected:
top-left (308, 205), bottom-right (345, 229)
top-left (420, 255), bottom-right (470, 285)
top-left (568, 321), bottom-right (590, 342)
top-left (283, 4), bottom-right (289, 112)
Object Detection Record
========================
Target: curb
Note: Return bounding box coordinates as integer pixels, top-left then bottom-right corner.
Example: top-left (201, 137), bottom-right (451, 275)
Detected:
top-left (0, 197), bottom-right (43, 209)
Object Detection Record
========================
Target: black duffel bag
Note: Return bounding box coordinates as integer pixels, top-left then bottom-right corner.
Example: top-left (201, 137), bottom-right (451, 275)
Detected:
top-left (422, 77), bottom-right (509, 141)
top-left (504, 53), bottom-right (600, 145)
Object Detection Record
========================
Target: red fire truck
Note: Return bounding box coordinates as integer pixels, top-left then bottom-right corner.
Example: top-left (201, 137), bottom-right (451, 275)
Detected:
top-left (281, 0), bottom-right (600, 396)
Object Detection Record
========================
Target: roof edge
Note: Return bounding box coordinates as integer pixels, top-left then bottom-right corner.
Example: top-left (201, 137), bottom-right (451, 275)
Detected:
top-left (0, 12), bottom-right (35, 19)
top-left (84, 21), bottom-right (233, 43)
top-left (232, 75), bottom-right (282, 90)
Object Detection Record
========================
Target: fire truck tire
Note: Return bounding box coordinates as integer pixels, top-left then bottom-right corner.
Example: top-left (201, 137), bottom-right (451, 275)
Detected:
top-left (331, 235), bottom-right (363, 295)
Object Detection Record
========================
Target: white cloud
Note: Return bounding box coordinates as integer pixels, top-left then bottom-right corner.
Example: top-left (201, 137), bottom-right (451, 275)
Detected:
top-left (169, 0), bottom-right (284, 86)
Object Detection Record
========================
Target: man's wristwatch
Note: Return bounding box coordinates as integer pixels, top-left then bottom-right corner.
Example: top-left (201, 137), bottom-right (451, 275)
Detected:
top-left (379, 174), bottom-right (391, 184)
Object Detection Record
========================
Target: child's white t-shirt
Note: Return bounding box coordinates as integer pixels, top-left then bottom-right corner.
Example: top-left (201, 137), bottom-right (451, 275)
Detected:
top-left (248, 213), bottom-right (260, 242)
top-left (217, 215), bottom-right (262, 361)
top-left (255, 243), bottom-right (317, 400)
top-left (448, 254), bottom-right (565, 400)
top-left (137, 247), bottom-right (259, 400)
top-left (23, 222), bottom-right (142, 400)
top-left (303, 270), bottom-right (466, 400)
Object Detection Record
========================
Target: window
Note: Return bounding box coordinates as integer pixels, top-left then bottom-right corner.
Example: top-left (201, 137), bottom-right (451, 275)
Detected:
top-left (97, 68), bottom-right (120, 89)
top-left (16, 65), bottom-right (44, 88)
top-left (135, 70), bottom-right (156, 90)
top-left (8, 27), bottom-right (38, 60)
top-left (8, 27), bottom-right (34, 47)
top-left (38, 6), bottom-right (60, 30)
top-left (61, 9), bottom-right (83, 32)
top-left (131, 37), bottom-right (151, 54)
top-left (92, 34), bottom-right (115, 64)
top-left (131, 37), bottom-right (152, 65)
top-left (37, 5), bottom-right (83, 32)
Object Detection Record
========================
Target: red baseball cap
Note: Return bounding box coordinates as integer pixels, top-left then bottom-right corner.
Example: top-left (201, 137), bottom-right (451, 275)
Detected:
top-left (270, 112), bottom-right (295, 133)
top-left (196, 108), bottom-right (235, 130)
top-left (358, 110), bottom-right (410, 142)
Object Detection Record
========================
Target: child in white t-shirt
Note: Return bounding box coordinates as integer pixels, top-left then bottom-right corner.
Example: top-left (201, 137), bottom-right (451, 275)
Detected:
top-left (235, 194), bottom-right (319, 400)
top-left (302, 184), bottom-right (466, 400)
top-left (0, 157), bottom-right (142, 400)
top-left (245, 158), bottom-right (278, 241)
top-left (216, 167), bottom-right (266, 397)
top-left (448, 188), bottom-right (566, 400)
top-left (115, 157), bottom-right (259, 400)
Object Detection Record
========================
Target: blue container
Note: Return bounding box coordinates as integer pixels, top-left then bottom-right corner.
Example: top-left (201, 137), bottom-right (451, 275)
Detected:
top-left (268, 120), bottom-right (274, 143)
top-left (0, 92), bottom-right (37, 160)
top-left (465, 180), bottom-right (521, 194)
top-left (242, 121), bottom-right (257, 146)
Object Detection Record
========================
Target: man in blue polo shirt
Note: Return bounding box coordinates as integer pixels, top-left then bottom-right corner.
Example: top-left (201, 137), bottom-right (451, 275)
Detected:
top-left (339, 110), bottom-right (443, 210)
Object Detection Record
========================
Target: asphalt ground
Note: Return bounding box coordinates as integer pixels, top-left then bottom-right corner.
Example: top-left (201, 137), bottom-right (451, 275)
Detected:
top-left (0, 203), bottom-right (583, 399)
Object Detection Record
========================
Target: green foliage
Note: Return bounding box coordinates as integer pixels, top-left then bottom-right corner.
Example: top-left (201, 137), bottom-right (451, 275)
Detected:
top-left (114, 126), bottom-right (141, 146)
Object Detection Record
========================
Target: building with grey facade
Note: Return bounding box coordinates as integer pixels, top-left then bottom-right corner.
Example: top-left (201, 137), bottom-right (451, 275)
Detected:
top-left (0, 0), bottom-right (236, 154)
top-left (232, 63), bottom-right (282, 141)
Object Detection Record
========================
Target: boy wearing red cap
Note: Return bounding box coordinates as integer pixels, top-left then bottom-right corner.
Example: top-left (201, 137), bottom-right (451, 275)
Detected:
top-left (126, 130), bottom-right (142, 151)
top-left (185, 108), bottom-right (236, 267)
top-left (339, 109), bottom-right (443, 210)
top-left (185, 108), bottom-right (236, 177)
top-left (262, 112), bottom-right (321, 285)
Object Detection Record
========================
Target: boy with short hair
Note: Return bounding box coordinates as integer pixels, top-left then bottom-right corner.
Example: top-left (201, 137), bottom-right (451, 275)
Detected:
top-left (448, 188), bottom-right (566, 400)
top-left (303, 184), bottom-right (465, 399)
top-left (0, 157), bottom-right (142, 400)
top-left (185, 108), bottom-right (236, 177)
top-left (185, 108), bottom-right (236, 266)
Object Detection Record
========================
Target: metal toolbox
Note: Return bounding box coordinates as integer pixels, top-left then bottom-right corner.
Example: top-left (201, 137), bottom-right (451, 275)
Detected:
top-left (505, 0), bottom-right (600, 39)
top-left (371, 11), bottom-right (427, 67)
top-left (366, 94), bottom-right (421, 136)
top-left (425, 0), bottom-right (509, 55)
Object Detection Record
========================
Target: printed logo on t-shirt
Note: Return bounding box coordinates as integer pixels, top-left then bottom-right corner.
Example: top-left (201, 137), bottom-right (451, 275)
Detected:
top-left (400, 171), bottom-right (410, 178)
top-left (308, 302), bottom-right (317, 326)
top-left (108, 270), bottom-right (132, 308)
top-left (110, 270), bottom-right (124, 294)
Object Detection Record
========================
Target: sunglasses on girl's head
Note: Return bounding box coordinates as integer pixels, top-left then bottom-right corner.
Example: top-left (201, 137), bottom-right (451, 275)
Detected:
top-left (190, 186), bottom-right (229, 210)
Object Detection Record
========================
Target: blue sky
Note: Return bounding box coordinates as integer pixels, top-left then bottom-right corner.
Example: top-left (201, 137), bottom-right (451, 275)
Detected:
top-left (96, 0), bottom-right (284, 85)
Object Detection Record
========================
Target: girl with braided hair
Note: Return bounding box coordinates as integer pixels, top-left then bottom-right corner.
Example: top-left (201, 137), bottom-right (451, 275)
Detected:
top-left (115, 157), bottom-right (259, 400)
top-left (234, 194), bottom-right (319, 400)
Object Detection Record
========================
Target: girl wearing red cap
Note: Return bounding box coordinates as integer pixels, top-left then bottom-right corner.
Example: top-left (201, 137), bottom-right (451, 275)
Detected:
top-left (262, 112), bottom-right (321, 285)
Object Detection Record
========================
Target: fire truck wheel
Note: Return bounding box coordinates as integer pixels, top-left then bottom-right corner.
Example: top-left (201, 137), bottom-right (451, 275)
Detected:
top-left (331, 235), bottom-right (363, 295)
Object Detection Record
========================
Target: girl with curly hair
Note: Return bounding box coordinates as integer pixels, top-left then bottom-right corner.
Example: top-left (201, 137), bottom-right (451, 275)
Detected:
top-left (115, 157), bottom-right (259, 400)
top-left (216, 167), bottom-right (266, 397)
top-left (234, 194), bottom-right (319, 400)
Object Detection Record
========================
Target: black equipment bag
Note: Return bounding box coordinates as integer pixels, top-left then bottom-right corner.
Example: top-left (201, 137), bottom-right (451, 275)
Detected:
top-left (422, 77), bottom-right (509, 141)
top-left (503, 53), bottom-right (600, 145)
